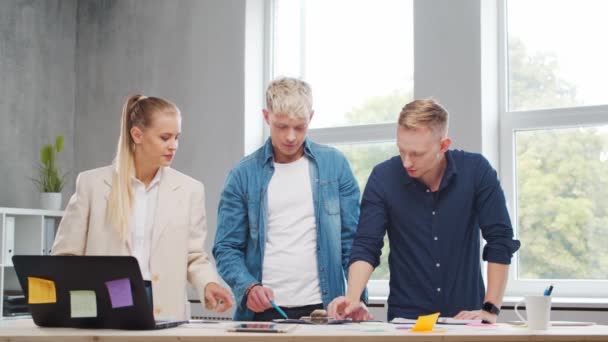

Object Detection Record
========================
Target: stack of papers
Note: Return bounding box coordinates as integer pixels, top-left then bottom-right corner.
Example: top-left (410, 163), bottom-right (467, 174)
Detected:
top-left (391, 317), bottom-right (482, 325)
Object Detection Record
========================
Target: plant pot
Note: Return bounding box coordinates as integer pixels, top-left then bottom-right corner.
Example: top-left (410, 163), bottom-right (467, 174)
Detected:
top-left (40, 192), bottom-right (62, 211)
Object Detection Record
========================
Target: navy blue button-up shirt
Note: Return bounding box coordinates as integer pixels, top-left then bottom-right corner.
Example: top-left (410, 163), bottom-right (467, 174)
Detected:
top-left (350, 150), bottom-right (520, 320)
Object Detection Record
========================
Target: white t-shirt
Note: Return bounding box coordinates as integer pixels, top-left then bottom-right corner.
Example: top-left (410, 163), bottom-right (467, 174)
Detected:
top-left (262, 156), bottom-right (322, 307)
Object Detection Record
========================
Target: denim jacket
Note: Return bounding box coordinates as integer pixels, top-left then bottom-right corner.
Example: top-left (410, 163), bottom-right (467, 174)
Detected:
top-left (213, 138), bottom-right (361, 321)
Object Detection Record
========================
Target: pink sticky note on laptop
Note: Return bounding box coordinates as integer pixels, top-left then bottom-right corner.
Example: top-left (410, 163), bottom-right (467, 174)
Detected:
top-left (105, 278), bottom-right (134, 308)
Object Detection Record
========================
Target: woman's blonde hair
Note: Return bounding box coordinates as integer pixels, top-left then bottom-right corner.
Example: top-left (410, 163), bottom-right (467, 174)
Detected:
top-left (107, 94), bottom-right (180, 241)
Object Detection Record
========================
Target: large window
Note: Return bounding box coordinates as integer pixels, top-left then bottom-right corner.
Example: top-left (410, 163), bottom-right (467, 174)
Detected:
top-left (516, 127), bottom-right (608, 280)
top-left (501, 0), bottom-right (608, 296)
top-left (271, 0), bottom-right (414, 281)
top-left (272, 0), bottom-right (413, 129)
top-left (507, 0), bottom-right (608, 111)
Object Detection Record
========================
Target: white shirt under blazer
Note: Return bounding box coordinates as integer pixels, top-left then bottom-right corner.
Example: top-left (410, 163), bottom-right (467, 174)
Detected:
top-left (130, 168), bottom-right (162, 281)
top-left (52, 165), bottom-right (221, 320)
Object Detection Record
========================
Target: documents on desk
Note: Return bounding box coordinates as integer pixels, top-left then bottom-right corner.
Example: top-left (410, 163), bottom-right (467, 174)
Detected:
top-left (3, 318), bottom-right (608, 341)
top-left (390, 317), bottom-right (481, 325)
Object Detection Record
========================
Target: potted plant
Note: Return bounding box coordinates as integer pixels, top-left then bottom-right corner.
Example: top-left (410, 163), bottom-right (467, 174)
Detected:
top-left (32, 135), bottom-right (67, 211)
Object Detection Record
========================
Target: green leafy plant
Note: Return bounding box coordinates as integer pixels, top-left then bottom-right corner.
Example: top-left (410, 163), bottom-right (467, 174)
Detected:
top-left (32, 135), bottom-right (67, 193)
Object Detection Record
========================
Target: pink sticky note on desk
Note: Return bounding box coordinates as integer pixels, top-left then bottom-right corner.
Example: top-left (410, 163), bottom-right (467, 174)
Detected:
top-left (105, 278), bottom-right (133, 308)
top-left (468, 323), bottom-right (497, 327)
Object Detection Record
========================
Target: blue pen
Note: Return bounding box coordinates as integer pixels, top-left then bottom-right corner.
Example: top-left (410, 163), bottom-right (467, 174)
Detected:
top-left (270, 300), bottom-right (288, 319)
top-left (543, 285), bottom-right (554, 296)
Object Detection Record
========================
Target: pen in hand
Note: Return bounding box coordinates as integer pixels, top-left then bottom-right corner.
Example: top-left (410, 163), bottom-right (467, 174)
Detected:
top-left (270, 300), bottom-right (289, 319)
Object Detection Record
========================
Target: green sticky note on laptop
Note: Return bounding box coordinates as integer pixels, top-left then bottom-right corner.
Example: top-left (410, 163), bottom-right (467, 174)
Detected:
top-left (70, 290), bottom-right (97, 318)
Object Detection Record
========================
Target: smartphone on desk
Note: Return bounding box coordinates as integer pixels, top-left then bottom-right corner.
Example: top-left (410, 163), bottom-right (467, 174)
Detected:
top-left (227, 323), bottom-right (296, 333)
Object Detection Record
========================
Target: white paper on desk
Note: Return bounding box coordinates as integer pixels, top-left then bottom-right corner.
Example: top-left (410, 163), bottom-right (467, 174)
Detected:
top-left (390, 317), bottom-right (417, 324)
top-left (437, 317), bottom-right (481, 324)
top-left (183, 322), bottom-right (233, 330)
top-left (297, 324), bottom-right (361, 332)
top-left (390, 317), bottom-right (481, 325)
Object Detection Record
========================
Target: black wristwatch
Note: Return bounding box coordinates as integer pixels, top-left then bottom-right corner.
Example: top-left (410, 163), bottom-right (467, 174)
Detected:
top-left (482, 301), bottom-right (501, 316)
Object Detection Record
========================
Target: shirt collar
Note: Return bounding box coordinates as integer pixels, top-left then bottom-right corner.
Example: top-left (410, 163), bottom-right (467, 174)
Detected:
top-left (401, 150), bottom-right (458, 189)
top-left (262, 137), bottom-right (315, 166)
top-left (131, 167), bottom-right (163, 190)
top-left (439, 150), bottom-right (458, 191)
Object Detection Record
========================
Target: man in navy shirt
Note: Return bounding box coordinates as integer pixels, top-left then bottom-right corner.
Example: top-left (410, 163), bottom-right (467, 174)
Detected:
top-left (328, 99), bottom-right (520, 323)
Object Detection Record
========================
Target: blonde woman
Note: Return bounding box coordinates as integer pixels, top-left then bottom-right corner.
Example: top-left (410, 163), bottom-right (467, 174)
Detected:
top-left (52, 94), bottom-right (233, 320)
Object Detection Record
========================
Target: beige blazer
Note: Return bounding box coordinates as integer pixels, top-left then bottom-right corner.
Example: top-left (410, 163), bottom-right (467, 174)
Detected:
top-left (52, 165), bottom-right (221, 320)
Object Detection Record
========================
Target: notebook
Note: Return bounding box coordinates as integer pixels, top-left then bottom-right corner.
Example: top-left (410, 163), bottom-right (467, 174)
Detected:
top-left (11, 255), bottom-right (186, 330)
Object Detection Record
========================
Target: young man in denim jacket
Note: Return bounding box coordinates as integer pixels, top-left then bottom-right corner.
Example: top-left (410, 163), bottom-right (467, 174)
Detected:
top-left (213, 77), bottom-right (363, 321)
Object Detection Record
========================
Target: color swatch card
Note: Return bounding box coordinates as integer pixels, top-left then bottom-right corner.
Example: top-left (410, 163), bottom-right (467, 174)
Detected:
top-left (105, 278), bottom-right (133, 308)
top-left (70, 290), bottom-right (97, 318)
top-left (27, 277), bottom-right (56, 304)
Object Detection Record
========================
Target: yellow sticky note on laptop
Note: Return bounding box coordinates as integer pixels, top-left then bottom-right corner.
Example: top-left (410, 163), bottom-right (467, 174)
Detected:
top-left (28, 277), bottom-right (57, 304)
top-left (411, 312), bottom-right (440, 332)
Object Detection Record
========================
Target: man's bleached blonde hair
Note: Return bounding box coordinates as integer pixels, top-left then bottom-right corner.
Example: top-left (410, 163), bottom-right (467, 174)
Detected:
top-left (265, 77), bottom-right (313, 121)
top-left (398, 99), bottom-right (449, 137)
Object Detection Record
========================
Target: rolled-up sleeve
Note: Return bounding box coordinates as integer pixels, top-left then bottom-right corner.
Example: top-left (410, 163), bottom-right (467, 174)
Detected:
top-left (475, 157), bottom-right (521, 264)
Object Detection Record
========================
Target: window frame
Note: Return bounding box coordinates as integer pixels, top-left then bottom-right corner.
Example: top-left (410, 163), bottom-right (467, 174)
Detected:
top-left (498, 0), bottom-right (608, 298)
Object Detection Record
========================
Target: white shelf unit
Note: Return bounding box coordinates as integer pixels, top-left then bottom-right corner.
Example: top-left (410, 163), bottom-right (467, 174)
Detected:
top-left (0, 207), bottom-right (63, 319)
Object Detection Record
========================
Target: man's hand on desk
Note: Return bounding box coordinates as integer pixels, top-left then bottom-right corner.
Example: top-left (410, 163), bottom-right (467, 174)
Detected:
top-left (327, 296), bottom-right (374, 321)
top-left (454, 309), bottom-right (497, 323)
top-left (204, 282), bottom-right (234, 313)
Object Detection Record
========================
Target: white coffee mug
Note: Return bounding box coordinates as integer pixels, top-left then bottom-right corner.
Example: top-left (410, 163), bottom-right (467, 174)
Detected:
top-left (514, 295), bottom-right (551, 330)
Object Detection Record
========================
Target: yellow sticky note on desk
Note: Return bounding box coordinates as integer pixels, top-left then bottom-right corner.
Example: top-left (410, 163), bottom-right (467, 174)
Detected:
top-left (28, 277), bottom-right (57, 304)
top-left (411, 312), bottom-right (440, 332)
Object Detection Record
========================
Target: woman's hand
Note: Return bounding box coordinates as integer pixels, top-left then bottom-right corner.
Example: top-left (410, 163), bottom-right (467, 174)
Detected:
top-left (204, 282), bottom-right (234, 313)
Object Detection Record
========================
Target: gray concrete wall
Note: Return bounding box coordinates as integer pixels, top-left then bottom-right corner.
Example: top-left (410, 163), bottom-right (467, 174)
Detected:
top-left (74, 0), bottom-right (247, 247)
top-left (0, 0), bottom-right (77, 208)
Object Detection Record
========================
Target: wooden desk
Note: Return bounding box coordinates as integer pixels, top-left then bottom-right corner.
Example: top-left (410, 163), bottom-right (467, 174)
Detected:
top-left (1, 319), bottom-right (608, 341)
